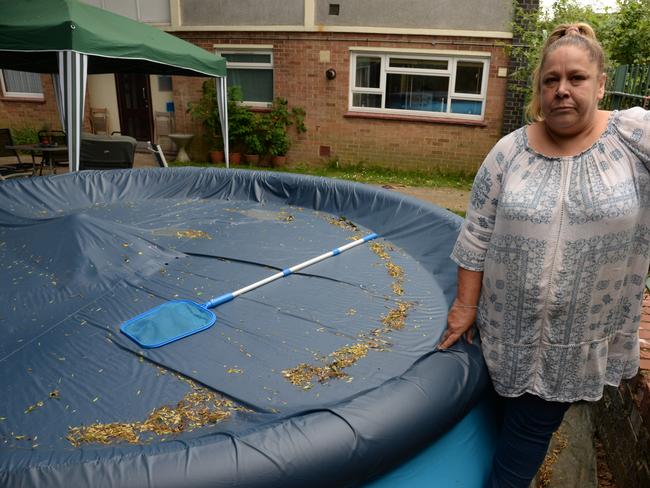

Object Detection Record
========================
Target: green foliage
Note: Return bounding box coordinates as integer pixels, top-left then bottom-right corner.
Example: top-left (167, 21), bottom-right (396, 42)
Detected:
top-left (243, 114), bottom-right (266, 155)
top-left (188, 82), bottom-right (256, 152)
top-left (10, 126), bottom-right (39, 145)
top-left (259, 97), bottom-right (307, 157)
top-left (509, 0), bottom-right (603, 105)
top-left (226, 86), bottom-right (254, 153)
top-left (170, 157), bottom-right (475, 190)
top-left (189, 82), bottom-right (307, 156)
top-left (509, 0), bottom-right (650, 108)
top-left (601, 0), bottom-right (650, 65)
top-left (187, 80), bottom-right (222, 150)
top-left (287, 160), bottom-right (475, 189)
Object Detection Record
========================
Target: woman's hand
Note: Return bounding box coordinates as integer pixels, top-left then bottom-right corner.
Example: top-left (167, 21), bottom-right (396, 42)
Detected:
top-left (437, 299), bottom-right (477, 350)
top-left (437, 267), bottom-right (483, 350)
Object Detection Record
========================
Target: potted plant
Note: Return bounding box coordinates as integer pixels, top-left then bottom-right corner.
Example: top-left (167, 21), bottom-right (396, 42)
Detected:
top-left (207, 135), bottom-right (225, 163)
top-left (264, 97), bottom-right (306, 167)
top-left (187, 80), bottom-right (222, 163)
top-left (243, 113), bottom-right (267, 165)
top-left (225, 86), bottom-right (254, 165)
top-left (188, 83), bottom-right (257, 165)
top-left (267, 126), bottom-right (290, 166)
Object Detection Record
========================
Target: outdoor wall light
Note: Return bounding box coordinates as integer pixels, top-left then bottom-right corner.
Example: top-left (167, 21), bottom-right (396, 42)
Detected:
top-left (325, 68), bottom-right (336, 80)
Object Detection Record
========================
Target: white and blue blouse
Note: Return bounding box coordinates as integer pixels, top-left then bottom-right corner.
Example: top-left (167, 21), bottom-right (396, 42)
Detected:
top-left (451, 107), bottom-right (650, 402)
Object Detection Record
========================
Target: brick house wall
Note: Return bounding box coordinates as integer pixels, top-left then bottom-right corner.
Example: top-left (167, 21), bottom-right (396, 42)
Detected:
top-left (1, 0), bottom-right (532, 173)
top-left (0, 75), bottom-right (62, 133)
top-left (172, 31), bottom-right (510, 173)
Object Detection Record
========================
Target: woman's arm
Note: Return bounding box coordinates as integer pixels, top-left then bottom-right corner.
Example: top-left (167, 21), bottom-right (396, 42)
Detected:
top-left (442, 136), bottom-right (508, 349)
top-left (616, 107), bottom-right (650, 171)
top-left (437, 267), bottom-right (483, 350)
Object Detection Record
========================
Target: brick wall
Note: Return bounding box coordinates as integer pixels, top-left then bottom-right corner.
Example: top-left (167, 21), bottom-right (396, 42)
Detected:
top-left (0, 75), bottom-right (62, 132)
top-left (173, 31), bottom-right (510, 173)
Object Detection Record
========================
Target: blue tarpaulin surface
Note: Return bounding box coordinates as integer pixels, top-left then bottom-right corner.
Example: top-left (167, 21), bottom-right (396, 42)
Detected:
top-left (0, 168), bottom-right (494, 487)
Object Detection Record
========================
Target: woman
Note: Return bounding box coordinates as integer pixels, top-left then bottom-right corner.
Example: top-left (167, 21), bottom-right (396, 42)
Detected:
top-left (438, 23), bottom-right (650, 487)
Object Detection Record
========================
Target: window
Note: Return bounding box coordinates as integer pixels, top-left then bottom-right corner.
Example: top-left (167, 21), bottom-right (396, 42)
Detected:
top-left (84, 0), bottom-right (171, 24)
top-left (350, 51), bottom-right (489, 120)
top-left (216, 47), bottom-right (274, 107)
top-left (157, 75), bottom-right (173, 92)
top-left (0, 70), bottom-right (44, 99)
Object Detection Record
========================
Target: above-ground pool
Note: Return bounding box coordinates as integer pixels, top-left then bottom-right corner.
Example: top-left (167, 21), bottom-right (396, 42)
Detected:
top-left (0, 168), bottom-right (493, 487)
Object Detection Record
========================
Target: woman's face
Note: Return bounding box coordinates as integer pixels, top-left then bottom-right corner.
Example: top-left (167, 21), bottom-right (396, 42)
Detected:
top-left (540, 45), bottom-right (606, 134)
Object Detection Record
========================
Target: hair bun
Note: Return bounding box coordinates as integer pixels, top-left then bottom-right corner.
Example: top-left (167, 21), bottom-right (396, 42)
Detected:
top-left (565, 25), bottom-right (582, 36)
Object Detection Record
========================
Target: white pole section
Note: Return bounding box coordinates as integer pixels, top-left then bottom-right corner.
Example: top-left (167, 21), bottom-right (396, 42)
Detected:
top-left (203, 233), bottom-right (379, 309)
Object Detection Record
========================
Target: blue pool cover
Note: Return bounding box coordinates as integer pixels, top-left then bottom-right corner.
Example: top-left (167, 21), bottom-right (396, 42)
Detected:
top-left (0, 168), bottom-right (494, 487)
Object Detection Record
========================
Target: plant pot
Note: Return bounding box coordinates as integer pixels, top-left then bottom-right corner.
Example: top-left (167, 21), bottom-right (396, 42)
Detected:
top-left (244, 154), bottom-right (260, 165)
top-left (271, 155), bottom-right (287, 167)
top-left (258, 155), bottom-right (272, 167)
top-left (209, 150), bottom-right (224, 164)
top-left (229, 152), bottom-right (242, 165)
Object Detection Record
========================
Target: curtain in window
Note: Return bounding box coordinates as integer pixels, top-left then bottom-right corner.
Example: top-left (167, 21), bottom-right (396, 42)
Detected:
top-left (227, 69), bottom-right (273, 103)
top-left (2, 69), bottom-right (43, 94)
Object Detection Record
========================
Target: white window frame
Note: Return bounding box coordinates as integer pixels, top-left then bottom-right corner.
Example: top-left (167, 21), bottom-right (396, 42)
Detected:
top-left (214, 45), bottom-right (274, 108)
top-left (349, 49), bottom-right (490, 121)
top-left (0, 70), bottom-right (44, 100)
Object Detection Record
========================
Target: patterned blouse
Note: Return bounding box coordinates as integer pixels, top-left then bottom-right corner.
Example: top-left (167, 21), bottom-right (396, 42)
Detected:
top-left (451, 107), bottom-right (650, 402)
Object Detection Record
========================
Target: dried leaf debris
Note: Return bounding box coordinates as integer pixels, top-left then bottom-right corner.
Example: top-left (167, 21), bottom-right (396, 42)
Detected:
top-left (67, 381), bottom-right (246, 447)
top-left (283, 236), bottom-right (413, 389)
top-left (175, 229), bottom-right (211, 239)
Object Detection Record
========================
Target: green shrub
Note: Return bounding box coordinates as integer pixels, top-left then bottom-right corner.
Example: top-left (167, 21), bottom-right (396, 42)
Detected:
top-left (11, 126), bottom-right (39, 145)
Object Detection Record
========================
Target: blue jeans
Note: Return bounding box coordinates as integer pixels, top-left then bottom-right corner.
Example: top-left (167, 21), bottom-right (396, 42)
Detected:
top-left (487, 393), bottom-right (571, 488)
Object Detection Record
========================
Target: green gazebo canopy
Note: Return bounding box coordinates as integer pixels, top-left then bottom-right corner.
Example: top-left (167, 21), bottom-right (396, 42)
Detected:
top-left (0, 0), bottom-right (228, 170)
top-left (0, 0), bottom-right (226, 76)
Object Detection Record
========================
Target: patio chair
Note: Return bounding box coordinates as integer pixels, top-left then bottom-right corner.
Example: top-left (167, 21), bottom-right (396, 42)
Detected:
top-left (0, 169), bottom-right (33, 181)
top-left (79, 133), bottom-right (137, 170)
top-left (90, 108), bottom-right (109, 135)
top-left (0, 128), bottom-right (36, 173)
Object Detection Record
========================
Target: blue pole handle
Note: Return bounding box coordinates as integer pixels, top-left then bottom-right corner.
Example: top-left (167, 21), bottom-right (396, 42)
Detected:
top-left (204, 292), bottom-right (234, 309)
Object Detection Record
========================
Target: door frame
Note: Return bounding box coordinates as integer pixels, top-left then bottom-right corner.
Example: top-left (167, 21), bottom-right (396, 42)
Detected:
top-left (114, 73), bottom-right (154, 142)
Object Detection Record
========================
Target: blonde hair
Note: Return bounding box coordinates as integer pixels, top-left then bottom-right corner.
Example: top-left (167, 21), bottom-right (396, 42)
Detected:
top-left (526, 22), bottom-right (607, 122)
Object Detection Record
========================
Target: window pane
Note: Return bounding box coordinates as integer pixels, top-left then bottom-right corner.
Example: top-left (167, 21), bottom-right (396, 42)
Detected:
top-left (352, 93), bottom-right (382, 108)
top-left (355, 57), bottom-right (381, 88)
top-left (157, 75), bottom-right (172, 92)
top-left (455, 61), bottom-right (483, 94)
top-left (227, 69), bottom-right (273, 103)
top-left (223, 53), bottom-right (272, 64)
top-left (103, 0), bottom-right (138, 19)
top-left (450, 99), bottom-right (483, 115)
top-left (389, 58), bottom-right (448, 70)
top-left (2, 70), bottom-right (43, 94)
top-left (386, 74), bottom-right (449, 112)
top-left (139, 0), bottom-right (171, 23)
